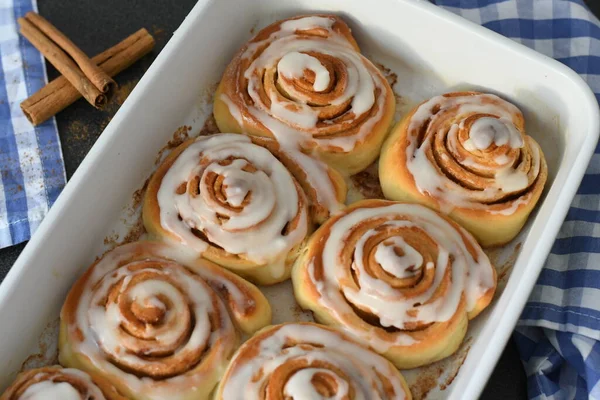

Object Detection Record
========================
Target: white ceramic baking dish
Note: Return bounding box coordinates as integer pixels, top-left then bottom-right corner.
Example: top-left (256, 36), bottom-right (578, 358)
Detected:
top-left (1, 0), bottom-right (598, 398)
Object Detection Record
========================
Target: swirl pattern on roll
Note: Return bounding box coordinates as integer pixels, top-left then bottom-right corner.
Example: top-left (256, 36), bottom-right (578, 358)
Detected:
top-left (214, 15), bottom-right (396, 175)
top-left (59, 241), bottom-right (271, 400)
top-left (292, 199), bottom-right (496, 369)
top-left (0, 366), bottom-right (127, 400)
top-left (379, 91), bottom-right (547, 246)
top-left (216, 322), bottom-right (411, 400)
top-left (144, 133), bottom-right (346, 285)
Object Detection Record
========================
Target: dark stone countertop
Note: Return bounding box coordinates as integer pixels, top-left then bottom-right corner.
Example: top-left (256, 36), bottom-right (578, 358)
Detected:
top-left (5, 0), bottom-right (585, 397)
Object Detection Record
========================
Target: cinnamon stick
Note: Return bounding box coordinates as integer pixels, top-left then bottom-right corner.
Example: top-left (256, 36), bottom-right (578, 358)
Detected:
top-left (21, 29), bottom-right (155, 126)
top-left (17, 17), bottom-right (105, 108)
top-left (24, 12), bottom-right (116, 95)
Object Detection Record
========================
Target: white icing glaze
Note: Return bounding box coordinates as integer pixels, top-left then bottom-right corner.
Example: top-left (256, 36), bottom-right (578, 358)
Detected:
top-left (494, 167), bottom-right (529, 192)
top-left (463, 138), bottom-right (477, 152)
top-left (408, 135), bottom-right (466, 214)
top-left (223, 174), bottom-right (250, 207)
top-left (468, 117), bottom-right (523, 150)
top-left (220, 324), bottom-right (407, 400)
top-left (269, 94), bottom-right (318, 129)
top-left (283, 368), bottom-right (349, 400)
top-left (279, 16), bottom-right (335, 32)
top-left (19, 369), bottom-right (106, 400)
top-left (489, 192), bottom-right (533, 216)
top-left (220, 93), bottom-right (244, 127)
top-left (278, 52), bottom-right (331, 92)
top-left (494, 154), bottom-right (510, 165)
top-left (222, 15), bottom-right (387, 153)
top-left (67, 243), bottom-right (238, 400)
top-left (21, 381), bottom-right (82, 400)
top-left (306, 203), bottom-right (494, 350)
top-left (374, 236), bottom-right (423, 279)
top-left (405, 93), bottom-right (542, 214)
top-left (146, 295), bottom-right (167, 311)
top-left (156, 134), bottom-right (308, 266)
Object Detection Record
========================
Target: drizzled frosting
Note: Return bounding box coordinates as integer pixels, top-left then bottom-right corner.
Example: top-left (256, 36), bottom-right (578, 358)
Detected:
top-left (278, 52), bottom-right (331, 91)
top-left (293, 200), bottom-right (496, 364)
top-left (403, 92), bottom-right (545, 214)
top-left (217, 323), bottom-right (410, 400)
top-left (465, 117), bottom-right (523, 150)
top-left (283, 368), bottom-right (350, 400)
top-left (154, 134), bottom-right (309, 267)
top-left (217, 14), bottom-right (394, 163)
top-left (373, 236), bottom-right (424, 279)
top-left (21, 381), bottom-right (82, 400)
top-left (2, 368), bottom-right (108, 400)
top-left (59, 242), bottom-right (270, 400)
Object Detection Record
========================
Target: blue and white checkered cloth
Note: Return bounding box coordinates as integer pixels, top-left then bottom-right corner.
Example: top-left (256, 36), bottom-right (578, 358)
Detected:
top-left (0, 0), bottom-right (65, 248)
top-left (433, 0), bottom-right (600, 399)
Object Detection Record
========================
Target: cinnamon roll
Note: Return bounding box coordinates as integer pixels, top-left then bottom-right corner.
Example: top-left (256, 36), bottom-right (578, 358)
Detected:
top-left (292, 199), bottom-right (496, 369)
top-left (379, 91), bottom-right (548, 246)
top-left (144, 133), bottom-right (346, 285)
top-left (0, 366), bottom-right (127, 400)
top-left (216, 322), bottom-right (412, 399)
top-left (59, 241), bottom-right (271, 400)
top-left (214, 15), bottom-right (396, 175)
